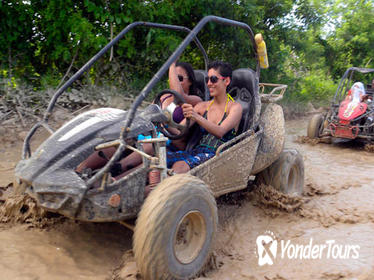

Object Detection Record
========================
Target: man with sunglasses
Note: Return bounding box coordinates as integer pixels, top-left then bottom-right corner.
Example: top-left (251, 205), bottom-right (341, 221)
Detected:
top-left (167, 60), bottom-right (243, 173)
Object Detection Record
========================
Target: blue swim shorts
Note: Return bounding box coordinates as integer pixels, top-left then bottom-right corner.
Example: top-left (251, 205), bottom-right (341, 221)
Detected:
top-left (167, 146), bottom-right (215, 169)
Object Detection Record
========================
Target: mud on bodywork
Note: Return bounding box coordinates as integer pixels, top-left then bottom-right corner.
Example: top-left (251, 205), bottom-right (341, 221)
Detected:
top-left (14, 108), bottom-right (155, 221)
top-left (15, 164), bottom-right (147, 222)
top-left (76, 166), bottom-right (148, 222)
top-left (190, 128), bottom-right (263, 197)
top-left (190, 103), bottom-right (285, 197)
top-left (251, 103), bottom-right (285, 174)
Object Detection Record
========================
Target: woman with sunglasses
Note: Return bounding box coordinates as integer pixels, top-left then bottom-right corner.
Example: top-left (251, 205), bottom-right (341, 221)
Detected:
top-left (161, 61), bottom-right (202, 111)
top-left (158, 61), bottom-right (203, 151)
top-left (167, 61), bottom-right (243, 174)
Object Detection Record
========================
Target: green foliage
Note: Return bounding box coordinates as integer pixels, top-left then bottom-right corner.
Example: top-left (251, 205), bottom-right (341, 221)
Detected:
top-left (0, 1), bottom-right (35, 81)
top-left (297, 71), bottom-right (336, 103)
top-left (326, 0), bottom-right (374, 78)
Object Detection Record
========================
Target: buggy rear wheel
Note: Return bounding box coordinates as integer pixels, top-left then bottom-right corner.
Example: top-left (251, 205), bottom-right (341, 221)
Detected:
top-left (133, 174), bottom-right (217, 280)
top-left (307, 114), bottom-right (324, 138)
top-left (256, 149), bottom-right (304, 196)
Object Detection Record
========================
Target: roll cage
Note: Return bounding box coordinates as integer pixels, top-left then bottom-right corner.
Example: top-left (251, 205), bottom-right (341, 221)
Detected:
top-left (22, 16), bottom-right (261, 187)
top-left (334, 67), bottom-right (374, 104)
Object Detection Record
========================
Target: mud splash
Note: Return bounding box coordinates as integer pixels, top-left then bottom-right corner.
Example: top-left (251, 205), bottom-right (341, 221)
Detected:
top-left (364, 143), bottom-right (374, 152)
top-left (296, 135), bottom-right (374, 154)
top-left (111, 249), bottom-right (221, 280)
top-left (0, 192), bottom-right (65, 228)
top-left (295, 135), bottom-right (332, 145)
top-left (295, 135), bottom-right (321, 145)
top-left (111, 250), bottom-right (140, 280)
top-left (252, 184), bottom-right (305, 213)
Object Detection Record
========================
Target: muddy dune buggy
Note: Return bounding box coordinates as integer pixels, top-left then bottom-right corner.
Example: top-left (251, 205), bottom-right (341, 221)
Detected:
top-left (308, 67), bottom-right (374, 142)
top-left (15, 16), bottom-right (304, 279)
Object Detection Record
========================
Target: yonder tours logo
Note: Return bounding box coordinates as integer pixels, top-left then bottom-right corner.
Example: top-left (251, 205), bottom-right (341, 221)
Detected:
top-left (255, 231), bottom-right (360, 266)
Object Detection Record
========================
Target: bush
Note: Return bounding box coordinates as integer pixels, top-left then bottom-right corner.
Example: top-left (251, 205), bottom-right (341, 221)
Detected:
top-left (296, 72), bottom-right (337, 105)
top-left (283, 71), bottom-right (337, 108)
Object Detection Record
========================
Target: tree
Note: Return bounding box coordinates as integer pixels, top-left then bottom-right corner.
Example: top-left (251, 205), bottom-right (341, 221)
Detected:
top-left (0, 1), bottom-right (35, 81)
top-left (326, 0), bottom-right (374, 78)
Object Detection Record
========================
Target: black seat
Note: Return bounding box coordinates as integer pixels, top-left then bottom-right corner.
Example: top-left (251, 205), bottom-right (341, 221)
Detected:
top-left (194, 70), bottom-right (210, 101)
top-left (184, 70), bottom-right (209, 152)
top-left (170, 70), bottom-right (205, 152)
top-left (228, 68), bottom-right (259, 134)
top-left (366, 84), bottom-right (374, 95)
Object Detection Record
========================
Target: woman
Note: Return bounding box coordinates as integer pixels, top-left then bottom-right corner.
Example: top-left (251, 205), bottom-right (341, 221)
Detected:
top-left (167, 60), bottom-right (242, 174)
top-left (160, 61), bottom-right (203, 150)
top-left (162, 61), bottom-right (202, 109)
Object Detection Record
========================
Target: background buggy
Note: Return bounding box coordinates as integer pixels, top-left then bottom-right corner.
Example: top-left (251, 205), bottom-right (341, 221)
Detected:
top-left (308, 67), bottom-right (374, 142)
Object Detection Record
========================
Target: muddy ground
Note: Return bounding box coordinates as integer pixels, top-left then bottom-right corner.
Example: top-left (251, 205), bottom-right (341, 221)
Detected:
top-left (0, 116), bottom-right (373, 280)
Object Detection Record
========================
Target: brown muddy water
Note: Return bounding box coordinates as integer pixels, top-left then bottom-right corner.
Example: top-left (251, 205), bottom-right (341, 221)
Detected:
top-left (0, 117), bottom-right (373, 280)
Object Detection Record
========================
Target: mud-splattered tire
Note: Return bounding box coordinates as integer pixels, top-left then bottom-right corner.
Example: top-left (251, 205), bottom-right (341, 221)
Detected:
top-left (133, 174), bottom-right (218, 280)
top-left (307, 114), bottom-right (324, 138)
top-left (256, 149), bottom-right (304, 196)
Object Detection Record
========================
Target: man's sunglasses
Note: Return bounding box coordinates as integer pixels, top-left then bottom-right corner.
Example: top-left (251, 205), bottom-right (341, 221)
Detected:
top-left (205, 75), bottom-right (226, 84)
top-left (178, 75), bottom-right (189, 82)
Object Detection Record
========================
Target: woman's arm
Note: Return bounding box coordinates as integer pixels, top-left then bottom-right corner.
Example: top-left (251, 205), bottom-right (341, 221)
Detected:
top-left (169, 62), bottom-right (202, 106)
top-left (169, 62), bottom-right (185, 95)
top-left (182, 102), bottom-right (242, 139)
top-left (183, 94), bottom-right (202, 106)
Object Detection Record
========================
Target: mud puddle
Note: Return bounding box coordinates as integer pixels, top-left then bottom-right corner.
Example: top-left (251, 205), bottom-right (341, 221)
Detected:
top-left (1, 117), bottom-right (374, 279)
top-left (0, 222), bottom-right (132, 280)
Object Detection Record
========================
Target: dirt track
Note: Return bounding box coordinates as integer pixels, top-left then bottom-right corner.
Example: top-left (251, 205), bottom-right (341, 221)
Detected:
top-left (0, 117), bottom-right (374, 280)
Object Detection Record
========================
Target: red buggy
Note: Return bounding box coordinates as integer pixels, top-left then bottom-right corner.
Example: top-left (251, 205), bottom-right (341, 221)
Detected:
top-left (308, 67), bottom-right (374, 142)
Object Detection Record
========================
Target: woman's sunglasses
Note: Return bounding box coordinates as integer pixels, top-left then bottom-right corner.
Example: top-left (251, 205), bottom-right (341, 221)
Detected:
top-left (205, 75), bottom-right (226, 84)
top-left (178, 75), bottom-right (189, 82)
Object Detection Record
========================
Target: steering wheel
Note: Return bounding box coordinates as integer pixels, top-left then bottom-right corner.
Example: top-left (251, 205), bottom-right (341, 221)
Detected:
top-left (153, 89), bottom-right (190, 140)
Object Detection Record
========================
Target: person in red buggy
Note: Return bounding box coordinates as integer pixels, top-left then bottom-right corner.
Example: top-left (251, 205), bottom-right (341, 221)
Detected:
top-left (340, 82), bottom-right (372, 120)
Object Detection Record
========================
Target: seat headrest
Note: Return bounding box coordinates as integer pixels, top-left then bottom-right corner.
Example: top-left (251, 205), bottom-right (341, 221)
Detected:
top-left (228, 68), bottom-right (259, 134)
top-left (229, 68), bottom-right (257, 96)
top-left (194, 70), bottom-right (209, 101)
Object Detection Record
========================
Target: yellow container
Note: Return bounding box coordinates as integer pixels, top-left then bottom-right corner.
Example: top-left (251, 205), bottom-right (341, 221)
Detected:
top-left (255, 33), bottom-right (269, 69)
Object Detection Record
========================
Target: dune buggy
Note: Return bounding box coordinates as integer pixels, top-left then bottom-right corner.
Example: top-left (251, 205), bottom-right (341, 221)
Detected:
top-left (308, 67), bottom-right (374, 142)
top-left (14, 16), bottom-right (304, 279)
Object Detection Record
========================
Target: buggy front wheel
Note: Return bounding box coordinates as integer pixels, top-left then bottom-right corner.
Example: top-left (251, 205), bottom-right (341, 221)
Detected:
top-left (307, 114), bottom-right (324, 138)
top-left (133, 174), bottom-right (217, 280)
